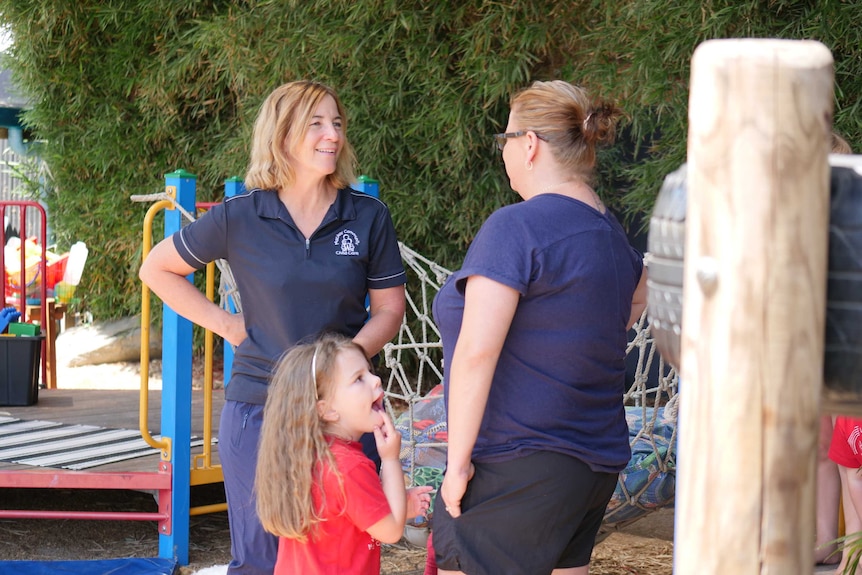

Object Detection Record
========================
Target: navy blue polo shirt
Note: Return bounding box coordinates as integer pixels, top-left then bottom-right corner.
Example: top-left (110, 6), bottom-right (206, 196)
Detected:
top-left (173, 187), bottom-right (406, 404)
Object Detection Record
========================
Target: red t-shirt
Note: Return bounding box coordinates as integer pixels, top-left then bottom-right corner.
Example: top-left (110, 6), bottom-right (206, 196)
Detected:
top-left (274, 437), bottom-right (392, 575)
top-left (829, 416), bottom-right (862, 469)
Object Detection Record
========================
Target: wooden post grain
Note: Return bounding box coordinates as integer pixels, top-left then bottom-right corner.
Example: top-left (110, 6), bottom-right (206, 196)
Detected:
top-left (676, 39), bottom-right (834, 573)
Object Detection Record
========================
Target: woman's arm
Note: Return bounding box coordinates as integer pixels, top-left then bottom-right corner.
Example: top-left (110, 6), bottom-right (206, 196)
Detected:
top-left (139, 237), bottom-right (247, 347)
top-left (440, 275), bottom-right (519, 518)
top-left (628, 265), bottom-right (648, 330)
top-left (352, 285), bottom-right (406, 358)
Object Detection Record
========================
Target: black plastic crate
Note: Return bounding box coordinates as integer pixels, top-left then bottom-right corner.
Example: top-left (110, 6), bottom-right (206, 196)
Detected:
top-left (0, 335), bottom-right (43, 406)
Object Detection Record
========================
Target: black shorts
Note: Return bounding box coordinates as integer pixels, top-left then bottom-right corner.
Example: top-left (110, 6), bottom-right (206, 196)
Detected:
top-left (432, 451), bottom-right (617, 575)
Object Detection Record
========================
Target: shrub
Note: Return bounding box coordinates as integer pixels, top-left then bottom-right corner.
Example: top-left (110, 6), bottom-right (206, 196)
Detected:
top-left (0, 1), bottom-right (858, 319)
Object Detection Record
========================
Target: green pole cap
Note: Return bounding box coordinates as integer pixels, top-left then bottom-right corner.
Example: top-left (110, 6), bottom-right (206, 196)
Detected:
top-left (357, 174), bottom-right (379, 184)
top-left (164, 168), bottom-right (197, 179)
top-left (225, 176), bottom-right (244, 183)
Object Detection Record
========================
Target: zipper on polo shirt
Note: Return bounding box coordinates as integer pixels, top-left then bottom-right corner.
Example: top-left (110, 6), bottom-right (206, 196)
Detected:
top-left (306, 216), bottom-right (343, 259)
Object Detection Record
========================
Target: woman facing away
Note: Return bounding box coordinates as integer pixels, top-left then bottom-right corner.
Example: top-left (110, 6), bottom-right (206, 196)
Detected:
top-left (256, 334), bottom-right (431, 575)
top-left (430, 80), bottom-right (647, 575)
top-left (139, 80), bottom-right (407, 574)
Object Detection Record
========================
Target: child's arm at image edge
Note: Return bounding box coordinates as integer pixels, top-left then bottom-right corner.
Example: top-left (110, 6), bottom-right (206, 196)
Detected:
top-left (366, 414), bottom-right (407, 543)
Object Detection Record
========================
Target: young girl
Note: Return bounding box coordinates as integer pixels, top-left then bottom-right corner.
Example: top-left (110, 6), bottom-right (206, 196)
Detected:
top-left (256, 334), bottom-right (431, 574)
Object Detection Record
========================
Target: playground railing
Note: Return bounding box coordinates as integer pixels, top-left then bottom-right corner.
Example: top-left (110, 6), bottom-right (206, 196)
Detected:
top-left (137, 170), bottom-right (229, 563)
top-left (0, 173), bottom-right (230, 568)
top-left (1, 200), bottom-right (49, 385)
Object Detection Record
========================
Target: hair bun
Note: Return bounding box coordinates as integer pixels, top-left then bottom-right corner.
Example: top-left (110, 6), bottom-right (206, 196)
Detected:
top-left (583, 102), bottom-right (622, 146)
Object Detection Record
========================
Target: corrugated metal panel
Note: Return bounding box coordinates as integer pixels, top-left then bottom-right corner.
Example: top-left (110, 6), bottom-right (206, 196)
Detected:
top-left (0, 139), bottom-right (46, 244)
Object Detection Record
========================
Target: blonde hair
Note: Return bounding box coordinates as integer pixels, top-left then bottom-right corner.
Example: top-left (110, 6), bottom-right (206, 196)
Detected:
top-left (510, 80), bottom-right (622, 182)
top-left (244, 80), bottom-right (357, 191)
top-left (255, 333), bottom-right (368, 541)
top-left (832, 131), bottom-right (853, 155)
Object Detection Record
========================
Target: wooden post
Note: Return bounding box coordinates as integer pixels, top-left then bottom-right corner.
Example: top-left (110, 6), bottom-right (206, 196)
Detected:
top-left (676, 39), bottom-right (833, 574)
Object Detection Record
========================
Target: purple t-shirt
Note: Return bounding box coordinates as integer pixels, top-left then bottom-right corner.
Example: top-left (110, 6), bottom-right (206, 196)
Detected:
top-left (432, 194), bottom-right (642, 472)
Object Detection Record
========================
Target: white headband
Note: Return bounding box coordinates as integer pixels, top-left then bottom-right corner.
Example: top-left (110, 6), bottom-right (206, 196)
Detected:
top-left (311, 346), bottom-right (319, 401)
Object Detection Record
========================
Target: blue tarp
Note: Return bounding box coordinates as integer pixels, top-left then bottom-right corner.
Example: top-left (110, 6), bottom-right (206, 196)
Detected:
top-left (0, 558), bottom-right (178, 575)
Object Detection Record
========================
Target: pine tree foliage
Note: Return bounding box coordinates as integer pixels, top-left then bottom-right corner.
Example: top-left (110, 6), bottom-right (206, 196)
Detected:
top-left (0, 1), bottom-right (858, 319)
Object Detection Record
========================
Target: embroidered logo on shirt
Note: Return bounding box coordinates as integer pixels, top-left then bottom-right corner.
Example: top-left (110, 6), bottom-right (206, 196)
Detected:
top-left (334, 229), bottom-right (361, 256)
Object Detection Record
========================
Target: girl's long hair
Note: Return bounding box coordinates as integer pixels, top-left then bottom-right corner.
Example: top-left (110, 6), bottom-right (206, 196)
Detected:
top-left (255, 334), bottom-right (364, 541)
top-left (245, 80), bottom-right (357, 191)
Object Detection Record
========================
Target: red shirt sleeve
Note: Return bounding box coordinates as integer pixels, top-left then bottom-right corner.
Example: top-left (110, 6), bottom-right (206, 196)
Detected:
top-left (336, 442), bottom-right (392, 531)
top-left (829, 416), bottom-right (862, 468)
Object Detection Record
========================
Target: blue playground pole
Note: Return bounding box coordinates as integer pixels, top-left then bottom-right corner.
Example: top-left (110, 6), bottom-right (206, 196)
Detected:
top-left (353, 174), bottom-right (380, 198)
top-left (159, 169), bottom-right (196, 563)
top-left (353, 176), bottom-right (380, 313)
top-left (222, 177), bottom-right (245, 387)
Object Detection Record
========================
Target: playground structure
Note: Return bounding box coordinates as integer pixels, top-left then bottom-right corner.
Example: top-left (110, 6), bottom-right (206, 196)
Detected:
top-left (0, 172), bottom-right (228, 569)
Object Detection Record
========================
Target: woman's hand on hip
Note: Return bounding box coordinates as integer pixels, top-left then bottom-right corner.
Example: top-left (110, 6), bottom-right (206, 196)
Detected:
top-left (221, 312), bottom-right (247, 348)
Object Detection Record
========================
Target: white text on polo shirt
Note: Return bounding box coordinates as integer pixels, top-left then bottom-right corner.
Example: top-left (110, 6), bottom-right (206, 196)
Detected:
top-left (334, 229), bottom-right (361, 256)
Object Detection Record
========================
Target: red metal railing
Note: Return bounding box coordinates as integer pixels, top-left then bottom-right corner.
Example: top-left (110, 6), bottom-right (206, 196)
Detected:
top-left (1, 200), bottom-right (49, 385)
top-left (0, 462), bottom-right (174, 534)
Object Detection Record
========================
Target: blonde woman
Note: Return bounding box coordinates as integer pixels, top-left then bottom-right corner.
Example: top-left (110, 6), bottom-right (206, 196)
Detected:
top-left (140, 81), bottom-right (406, 574)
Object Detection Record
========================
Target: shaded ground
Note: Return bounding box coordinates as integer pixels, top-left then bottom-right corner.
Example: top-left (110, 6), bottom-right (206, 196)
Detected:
top-left (592, 511), bottom-right (674, 575)
top-left (0, 485), bottom-right (432, 574)
top-left (0, 482), bottom-right (674, 574)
